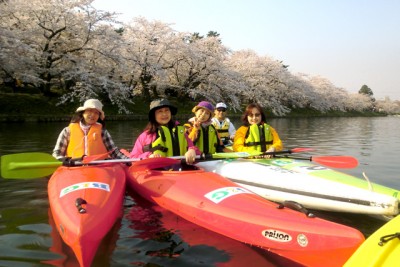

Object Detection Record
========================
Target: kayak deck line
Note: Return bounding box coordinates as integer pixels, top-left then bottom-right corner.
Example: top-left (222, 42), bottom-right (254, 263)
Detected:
top-left (230, 178), bottom-right (383, 207)
top-left (362, 172), bottom-right (375, 192)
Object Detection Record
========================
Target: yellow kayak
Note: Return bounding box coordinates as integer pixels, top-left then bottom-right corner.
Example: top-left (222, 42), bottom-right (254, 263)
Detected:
top-left (344, 215), bottom-right (400, 267)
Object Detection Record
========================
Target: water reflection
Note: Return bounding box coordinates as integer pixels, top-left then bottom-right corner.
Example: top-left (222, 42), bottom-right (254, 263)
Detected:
top-left (122, 192), bottom-right (283, 267)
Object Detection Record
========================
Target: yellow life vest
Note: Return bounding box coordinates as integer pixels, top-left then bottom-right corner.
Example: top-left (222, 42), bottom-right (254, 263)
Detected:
top-left (212, 118), bottom-right (231, 140)
top-left (195, 124), bottom-right (219, 154)
top-left (244, 123), bottom-right (273, 152)
top-left (145, 126), bottom-right (188, 157)
top-left (67, 123), bottom-right (108, 158)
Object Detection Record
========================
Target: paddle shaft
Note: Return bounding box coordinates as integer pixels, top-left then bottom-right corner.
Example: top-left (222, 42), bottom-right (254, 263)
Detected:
top-left (2, 148), bottom-right (356, 179)
top-left (208, 148), bottom-right (312, 160)
top-left (76, 156), bottom-right (188, 164)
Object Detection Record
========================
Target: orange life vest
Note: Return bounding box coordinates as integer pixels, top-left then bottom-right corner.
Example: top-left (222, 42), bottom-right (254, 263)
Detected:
top-left (66, 123), bottom-right (108, 158)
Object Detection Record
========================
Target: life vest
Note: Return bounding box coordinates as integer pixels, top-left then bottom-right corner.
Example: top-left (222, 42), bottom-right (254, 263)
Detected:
top-left (144, 125), bottom-right (188, 157)
top-left (212, 118), bottom-right (231, 140)
top-left (244, 123), bottom-right (273, 152)
top-left (67, 123), bottom-right (108, 158)
top-left (195, 124), bottom-right (219, 154)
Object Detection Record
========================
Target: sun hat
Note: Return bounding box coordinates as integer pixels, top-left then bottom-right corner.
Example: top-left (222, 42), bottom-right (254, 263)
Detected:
top-left (216, 102), bottom-right (227, 109)
top-left (192, 101), bottom-right (215, 114)
top-left (76, 99), bottom-right (105, 120)
top-left (148, 99), bottom-right (177, 120)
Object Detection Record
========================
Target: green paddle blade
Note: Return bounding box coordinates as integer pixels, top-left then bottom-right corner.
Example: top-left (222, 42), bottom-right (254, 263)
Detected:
top-left (209, 148), bottom-right (312, 159)
top-left (210, 151), bottom-right (261, 159)
top-left (1, 152), bottom-right (61, 179)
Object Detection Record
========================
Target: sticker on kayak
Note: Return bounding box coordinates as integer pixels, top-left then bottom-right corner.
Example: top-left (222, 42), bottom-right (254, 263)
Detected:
top-left (59, 182), bottom-right (110, 197)
top-left (262, 229), bottom-right (292, 243)
top-left (270, 159), bottom-right (327, 173)
top-left (292, 165), bottom-right (327, 173)
top-left (205, 187), bottom-right (252, 203)
top-left (270, 159), bottom-right (293, 166)
top-left (297, 234), bottom-right (309, 247)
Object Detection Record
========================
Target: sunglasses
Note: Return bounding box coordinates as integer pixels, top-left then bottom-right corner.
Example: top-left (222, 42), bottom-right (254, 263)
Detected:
top-left (217, 108), bottom-right (226, 112)
top-left (248, 113), bottom-right (261, 118)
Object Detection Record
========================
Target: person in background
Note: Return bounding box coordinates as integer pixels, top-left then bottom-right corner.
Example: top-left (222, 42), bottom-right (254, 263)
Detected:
top-left (52, 99), bottom-right (129, 162)
top-left (233, 103), bottom-right (282, 158)
top-left (130, 99), bottom-right (200, 164)
top-left (185, 101), bottom-right (231, 154)
top-left (211, 102), bottom-right (236, 146)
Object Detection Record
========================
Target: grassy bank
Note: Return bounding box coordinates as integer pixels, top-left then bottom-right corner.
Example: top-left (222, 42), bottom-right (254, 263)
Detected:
top-left (0, 93), bottom-right (385, 122)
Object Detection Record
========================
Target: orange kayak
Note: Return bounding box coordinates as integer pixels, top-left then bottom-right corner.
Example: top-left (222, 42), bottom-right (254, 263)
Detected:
top-left (125, 158), bottom-right (365, 267)
top-left (48, 163), bottom-right (126, 267)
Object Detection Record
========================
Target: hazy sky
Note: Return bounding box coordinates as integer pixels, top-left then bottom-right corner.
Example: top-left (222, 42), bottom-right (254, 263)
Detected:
top-left (93, 0), bottom-right (400, 100)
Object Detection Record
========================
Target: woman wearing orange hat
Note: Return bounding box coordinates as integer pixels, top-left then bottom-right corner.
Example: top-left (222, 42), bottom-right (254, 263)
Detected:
top-left (52, 99), bottom-right (128, 163)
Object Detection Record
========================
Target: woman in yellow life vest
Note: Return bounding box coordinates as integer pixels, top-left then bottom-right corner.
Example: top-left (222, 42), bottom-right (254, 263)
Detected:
top-left (130, 99), bottom-right (200, 164)
top-left (185, 101), bottom-right (231, 154)
top-left (233, 103), bottom-right (282, 158)
top-left (52, 99), bottom-right (128, 163)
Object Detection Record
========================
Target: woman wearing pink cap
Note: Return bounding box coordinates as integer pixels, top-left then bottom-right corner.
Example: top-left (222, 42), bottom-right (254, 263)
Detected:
top-left (185, 101), bottom-right (231, 154)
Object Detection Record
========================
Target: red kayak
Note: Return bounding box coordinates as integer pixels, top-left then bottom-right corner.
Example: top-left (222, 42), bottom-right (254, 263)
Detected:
top-left (48, 163), bottom-right (126, 267)
top-left (125, 158), bottom-right (365, 267)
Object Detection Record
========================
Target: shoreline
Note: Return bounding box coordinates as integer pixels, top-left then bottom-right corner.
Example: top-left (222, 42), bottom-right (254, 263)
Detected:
top-left (0, 112), bottom-right (386, 123)
top-left (0, 114), bottom-right (207, 122)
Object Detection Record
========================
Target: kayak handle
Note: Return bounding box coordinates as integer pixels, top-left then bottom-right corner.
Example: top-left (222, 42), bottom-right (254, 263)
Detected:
top-left (277, 200), bottom-right (316, 218)
top-left (379, 232), bottom-right (400, 246)
top-left (75, 198), bottom-right (87, 214)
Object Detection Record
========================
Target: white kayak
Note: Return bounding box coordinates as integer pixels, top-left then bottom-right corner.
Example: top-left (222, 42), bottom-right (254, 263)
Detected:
top-left (197, 159), bottom-right (399, 216)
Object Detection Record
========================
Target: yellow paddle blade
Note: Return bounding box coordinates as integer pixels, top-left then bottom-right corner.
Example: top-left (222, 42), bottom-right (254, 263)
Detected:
top-left (1, 152), bottom-right (61, 179)
top-left (209, 148), bottom-right (313, 159)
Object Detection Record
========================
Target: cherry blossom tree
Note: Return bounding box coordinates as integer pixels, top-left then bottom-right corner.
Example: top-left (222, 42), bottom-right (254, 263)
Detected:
top-left (120, 18), bottom-right (242, 107)
top-left (166, 34), bottom-right (242, 106)
top-left (1, 0), bottom-right (132, 113)
top-left (344, 93), bottom-right (373, 111)
top-left (119, 17), bottom-right (183, 102)
top-left (226, 50), bottom-right (294, 115)
top-left (375, 98), bottom-right (400, 114)
top-left (2, 0), bottom-right (396, 115)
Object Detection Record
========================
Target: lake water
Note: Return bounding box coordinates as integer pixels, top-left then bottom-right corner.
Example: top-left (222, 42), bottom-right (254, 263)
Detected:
top-left (0, 116), bottom-right (399, 266)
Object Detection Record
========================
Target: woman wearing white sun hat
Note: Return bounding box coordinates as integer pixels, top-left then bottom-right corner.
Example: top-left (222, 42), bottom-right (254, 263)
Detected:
top-left (52, 99), bottom-right (129, 162)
